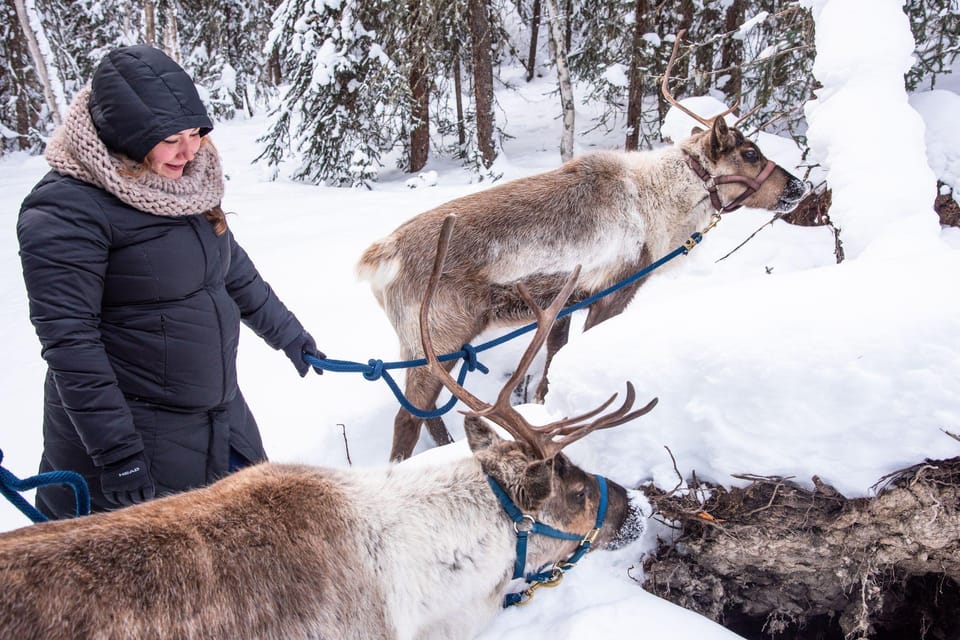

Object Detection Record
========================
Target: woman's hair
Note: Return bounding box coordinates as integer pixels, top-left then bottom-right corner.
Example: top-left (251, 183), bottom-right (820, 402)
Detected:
top-left (116, 136), bottom-right (227, 236)
top-left (204, 206), bottom-right (228, 236)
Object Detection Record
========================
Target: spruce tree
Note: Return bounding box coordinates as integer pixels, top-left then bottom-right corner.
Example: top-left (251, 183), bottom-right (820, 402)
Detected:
top-left (904, 0), bottom-right (960, 91)
top-left (178, 0), bottom-right (277, 119)
top-left (258, 0), bottom-right (407, 186)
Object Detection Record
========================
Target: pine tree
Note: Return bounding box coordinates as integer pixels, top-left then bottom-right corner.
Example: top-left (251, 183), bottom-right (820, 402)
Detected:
top-left (904, 0), bottom-right (960, 91)
top-left (258, 0), bottom-right (407, 186)
top-left (178, 0), bottom-right (278, 119)
top-left (566, 1), bottom-right (816, 150)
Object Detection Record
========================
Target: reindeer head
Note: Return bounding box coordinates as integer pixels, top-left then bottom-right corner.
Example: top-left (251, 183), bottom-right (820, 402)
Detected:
top-left (419, 215), bottom-right (654, 569)
top-left (464, 416), bottom-right (645, 554)
top-left (663, 32), bottom-right (809, 215)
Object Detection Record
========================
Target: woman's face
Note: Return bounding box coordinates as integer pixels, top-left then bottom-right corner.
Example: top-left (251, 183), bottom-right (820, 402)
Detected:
top-left (144, 128), bottom-right (202, 179)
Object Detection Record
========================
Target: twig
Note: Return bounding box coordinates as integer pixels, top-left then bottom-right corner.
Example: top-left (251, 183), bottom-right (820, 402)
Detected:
top-left (338, 423), bottom-right (353, 466)
top-left (714, 212), bottom-right (783, 263)
top-left (942, 428), bottom-right (960, 444)
top-left (664, 445), bottom-right (685, 495)
top-left (740, 479), bottom-right (786, 518)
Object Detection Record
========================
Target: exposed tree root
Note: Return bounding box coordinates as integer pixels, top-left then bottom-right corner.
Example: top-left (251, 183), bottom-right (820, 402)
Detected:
top-left (640, 457), bottom-right (960, 639)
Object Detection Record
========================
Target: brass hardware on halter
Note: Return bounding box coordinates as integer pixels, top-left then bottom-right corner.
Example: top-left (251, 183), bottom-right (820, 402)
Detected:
top-left (683, 213), bottom-right (723, 253)
top-left (582, 527), bottom-right (601, 545)
top-left (514, 567), bottom-right (565, 606)
top-left (703, 213), bottom-right (722, 234)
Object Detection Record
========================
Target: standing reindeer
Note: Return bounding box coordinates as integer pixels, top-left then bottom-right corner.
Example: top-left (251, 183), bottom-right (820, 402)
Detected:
top-left (0, 216), bottom-right (655, 640)
top-left (357, 37), bottom-right (808, 461)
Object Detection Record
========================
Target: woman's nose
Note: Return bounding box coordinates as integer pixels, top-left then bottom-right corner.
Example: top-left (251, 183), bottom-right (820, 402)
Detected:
top-left (180, 142), bottom-right (196, 161)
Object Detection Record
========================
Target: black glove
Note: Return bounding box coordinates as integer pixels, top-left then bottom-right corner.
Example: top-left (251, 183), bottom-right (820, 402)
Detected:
top-left (100, 454), bottom-right (155, 508)
top-left (283, 331), bottom-right (325, 377)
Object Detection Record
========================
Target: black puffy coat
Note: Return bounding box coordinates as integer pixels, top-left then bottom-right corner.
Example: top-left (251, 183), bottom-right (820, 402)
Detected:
top-left (18, 49), bottom-right (306, 520)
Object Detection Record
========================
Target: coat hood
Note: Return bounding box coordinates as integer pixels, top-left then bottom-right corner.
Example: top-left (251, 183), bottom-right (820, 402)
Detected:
top-left (88, 45), bottom-right (213, 162)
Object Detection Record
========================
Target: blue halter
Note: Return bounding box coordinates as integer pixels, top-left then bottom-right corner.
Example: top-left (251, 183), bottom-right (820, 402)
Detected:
top-left (486, 474), bottom-right (609, 607)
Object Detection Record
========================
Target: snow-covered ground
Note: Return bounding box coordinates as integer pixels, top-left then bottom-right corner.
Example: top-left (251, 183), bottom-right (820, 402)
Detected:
top-left (1, 2), bottom-right (958, 637)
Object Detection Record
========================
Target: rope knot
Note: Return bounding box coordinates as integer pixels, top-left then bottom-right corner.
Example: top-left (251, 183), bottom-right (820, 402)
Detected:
top-left (363, 359), bottom-right (385, 381)
top-left (460, 344), bottom-right (489, 374)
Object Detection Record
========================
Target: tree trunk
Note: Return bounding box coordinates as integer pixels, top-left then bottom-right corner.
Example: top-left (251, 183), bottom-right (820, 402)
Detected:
top-left (542, 0), bottom-right (574, 162)
top-left (163, 6), bottom-right (180, 63)
top-left (144, 0), bottom-right (156, 46)
top-left (624, 0), bottom-right (648, 151)
top-left (453, 48), bottom-right (466, 150)
top-left (720, 0), bottom-right (745, 102)
top-left (657, 1), bottom-right (695, 128)
top-left (642, 455), bottom-right (960, 638)
top-left (12, 0), bottom-right (62, 126)
top-left (467, 0), bottom-right (496, 169)
top-left (407, 0), bottom-right (430, 173)
top-left (526, 0), bottom-right (541, 82)
top-left (694, 5), bottom-right (719, 95)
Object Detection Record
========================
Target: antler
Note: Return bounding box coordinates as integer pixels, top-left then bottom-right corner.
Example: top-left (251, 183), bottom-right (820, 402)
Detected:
top-left (419, 214), bottom-right (658, 460)
top-left (661, 29), bottom-right (740, 129)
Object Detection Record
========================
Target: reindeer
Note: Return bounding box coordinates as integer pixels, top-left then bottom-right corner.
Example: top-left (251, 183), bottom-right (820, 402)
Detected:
top-left (357, 34), bottom-right (808, 461)
top-left (0, 216), bottom-right (655, 640)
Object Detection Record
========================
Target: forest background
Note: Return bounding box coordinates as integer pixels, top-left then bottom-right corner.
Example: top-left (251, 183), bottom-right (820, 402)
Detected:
top-left (4, 0), bottom-right (957, 196)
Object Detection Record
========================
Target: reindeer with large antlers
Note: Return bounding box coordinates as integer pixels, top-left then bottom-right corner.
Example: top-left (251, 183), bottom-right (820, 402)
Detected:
top-left (1, 215), bottom-right (651, 639)
top-left (358, 32), bottom-right (809, 461)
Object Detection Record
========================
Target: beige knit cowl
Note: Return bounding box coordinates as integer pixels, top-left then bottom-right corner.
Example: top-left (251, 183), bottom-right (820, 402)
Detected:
top-left (44, 85), bottom-right (224, 217)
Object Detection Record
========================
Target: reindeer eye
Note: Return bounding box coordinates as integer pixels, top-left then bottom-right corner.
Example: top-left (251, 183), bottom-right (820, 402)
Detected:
top-left (742, 148), bottom-right (760, 163)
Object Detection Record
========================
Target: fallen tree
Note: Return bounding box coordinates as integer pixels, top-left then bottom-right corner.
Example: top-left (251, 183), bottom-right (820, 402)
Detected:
top-left (639, 440), bottom-right (960, 639)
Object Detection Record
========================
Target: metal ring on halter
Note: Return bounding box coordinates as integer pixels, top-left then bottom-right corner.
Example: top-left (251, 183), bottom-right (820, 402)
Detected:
top-left (514, 514), bottom-right (536, 534)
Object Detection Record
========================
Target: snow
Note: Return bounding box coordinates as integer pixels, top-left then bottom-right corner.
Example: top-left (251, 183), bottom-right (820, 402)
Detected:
top-left (2, 3), bottom-right (959, 638)
top-left (802, 0), bottom-right (941, 260)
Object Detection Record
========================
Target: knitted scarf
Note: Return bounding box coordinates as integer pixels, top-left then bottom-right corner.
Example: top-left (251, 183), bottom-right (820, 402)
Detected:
top-left (45, 85), bottom-right (224, 217)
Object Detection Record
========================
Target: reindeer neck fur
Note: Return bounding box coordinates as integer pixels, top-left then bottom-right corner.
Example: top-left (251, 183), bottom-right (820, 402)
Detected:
top-left (617, 143), bottom-right (718, 258)
top-left (347, 456), bottom-right (516, 639)
top-left (363, 453), bottom-right (599, 639)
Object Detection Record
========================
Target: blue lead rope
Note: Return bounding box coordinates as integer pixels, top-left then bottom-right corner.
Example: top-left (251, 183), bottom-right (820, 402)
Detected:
top-left (304, 225), bottom-right (713, 418)
top-left (0, 448), bottom-right (90, 523)
top-left (487, 474), bottom-right (610, 607)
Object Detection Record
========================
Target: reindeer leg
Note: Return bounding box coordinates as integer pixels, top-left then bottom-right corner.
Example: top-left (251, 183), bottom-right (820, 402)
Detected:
top-left (390, 408), bottom-right (422, 462)
top-left (389, 359), bottom-right (454, 462)
top-left (534, 314), bottom-right (571, 403)
top-left (582, 283), bottom-right (638, 330)
top-left (425, 416), bottom-right (454, 447)
top-left (583, 251), bottom-right (653, 331)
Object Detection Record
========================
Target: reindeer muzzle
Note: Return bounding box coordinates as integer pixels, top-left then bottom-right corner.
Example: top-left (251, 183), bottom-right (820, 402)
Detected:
top-left (685, 152), bottom-right (777, 214)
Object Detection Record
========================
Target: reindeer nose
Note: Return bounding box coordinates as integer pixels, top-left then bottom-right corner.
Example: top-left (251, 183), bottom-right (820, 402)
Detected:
top-left (785, 177), bottom-right (809, 202)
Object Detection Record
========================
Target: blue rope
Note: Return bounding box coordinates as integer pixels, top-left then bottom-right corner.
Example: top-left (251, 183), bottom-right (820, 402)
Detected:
top-left (0, 448), bottom-right (91, 523)
top-left (304, 231), bottom-right (704, 418)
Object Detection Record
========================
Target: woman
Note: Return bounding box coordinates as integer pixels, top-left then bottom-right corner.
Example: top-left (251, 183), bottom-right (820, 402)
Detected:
top-left (17, 45), bottom-right (323, 520)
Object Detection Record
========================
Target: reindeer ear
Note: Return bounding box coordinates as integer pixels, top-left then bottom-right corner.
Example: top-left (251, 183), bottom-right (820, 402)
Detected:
top-left (515, 460), bottom-right (554, 511)
top-left (709, 117), bottom-right (734, 159)
top-left (465, 415), bottom-right (501, 452)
